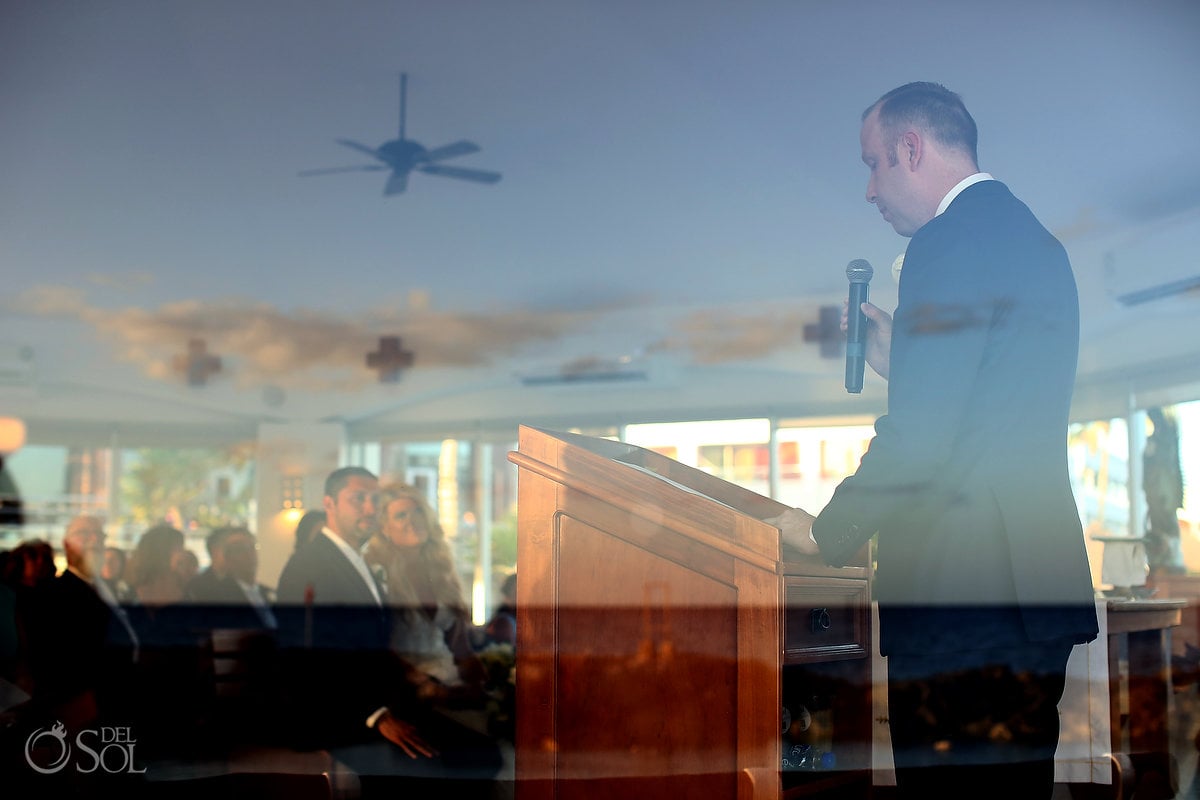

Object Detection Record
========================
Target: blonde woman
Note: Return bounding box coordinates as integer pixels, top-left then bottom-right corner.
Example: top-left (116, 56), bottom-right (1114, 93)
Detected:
top-left (363, 482), bottom-right (486, 704)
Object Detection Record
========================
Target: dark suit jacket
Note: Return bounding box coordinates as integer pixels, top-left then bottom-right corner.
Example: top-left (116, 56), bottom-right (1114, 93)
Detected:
top-left (275, 531), bottom-right (416, 748)
top-left (182, 570), bottom-right (278, 630)
top-left (21, 570), bottom-right (138, 723)
top-left (813, 180), bottom-right (1099, 656)
top-left (184, 567), bottom-right (222, 602)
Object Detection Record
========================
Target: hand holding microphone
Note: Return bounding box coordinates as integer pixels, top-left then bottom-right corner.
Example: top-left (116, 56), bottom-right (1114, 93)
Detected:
top-left (844, 260), bottom-right (873, 393)
top-left (843, 259), bottom-right (893, 388)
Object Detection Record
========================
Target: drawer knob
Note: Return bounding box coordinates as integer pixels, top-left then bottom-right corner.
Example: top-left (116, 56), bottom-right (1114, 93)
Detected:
top-left (810, 607), bottom-right (832, 633)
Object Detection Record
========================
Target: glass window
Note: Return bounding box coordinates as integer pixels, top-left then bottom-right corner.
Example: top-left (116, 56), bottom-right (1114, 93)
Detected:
top-left (774, 420), bottom-right (874, 513)
top-left (1068, 418), bottom-right (1131, 539)
top-left (3, 442), bottom-right (255, 569)
top-left (625, 419), bottom-right (772, 495)
top-left (1068, 417), bottom-right (1131, 589)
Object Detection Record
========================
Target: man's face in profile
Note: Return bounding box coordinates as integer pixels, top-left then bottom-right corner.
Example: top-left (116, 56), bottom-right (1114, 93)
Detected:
top-left (860, 109), bottom-right (923, 238)
top-left (325, 475), bottom-right (379, 547)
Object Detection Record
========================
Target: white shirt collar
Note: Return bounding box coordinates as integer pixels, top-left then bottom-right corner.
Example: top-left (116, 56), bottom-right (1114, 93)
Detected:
top-left (936, 172), bottom-right (994, 217)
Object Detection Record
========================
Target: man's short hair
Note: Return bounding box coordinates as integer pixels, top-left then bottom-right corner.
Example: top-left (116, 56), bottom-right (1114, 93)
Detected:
top-left (324, 466), bottom-right (377, 500)
top-left (207, 525), bottom-right (253, 555)
top-left (865, 81), bottom-right (978, 166)
top-left (205, 526), bottom-right (237, 557)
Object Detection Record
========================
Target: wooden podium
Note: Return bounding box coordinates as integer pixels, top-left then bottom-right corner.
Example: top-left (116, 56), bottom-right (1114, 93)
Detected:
top-left (508, 426), bottom-right (873, 800)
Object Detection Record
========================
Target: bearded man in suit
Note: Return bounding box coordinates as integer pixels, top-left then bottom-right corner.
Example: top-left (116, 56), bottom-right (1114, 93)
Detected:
top-left (16, 516), bottom-right (139, 732)
top-left (276, 467), bottom-right (500, 794)
top-left (276, 467), bottom-right (431, 755)
top-left (774, 82), bottom-right (1099, 799)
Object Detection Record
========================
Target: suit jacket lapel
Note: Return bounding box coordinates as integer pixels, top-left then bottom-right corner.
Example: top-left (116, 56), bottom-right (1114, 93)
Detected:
top-left (321, 533), bottom-right (381, 606)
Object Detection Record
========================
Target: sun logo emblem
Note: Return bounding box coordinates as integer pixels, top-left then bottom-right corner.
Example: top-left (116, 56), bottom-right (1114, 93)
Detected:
top-left (24, 720), bottom-right (71, 774)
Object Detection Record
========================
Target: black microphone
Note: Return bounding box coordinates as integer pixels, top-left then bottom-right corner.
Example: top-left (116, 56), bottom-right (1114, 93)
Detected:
top-left (845, 259), bottom-right (874, 393)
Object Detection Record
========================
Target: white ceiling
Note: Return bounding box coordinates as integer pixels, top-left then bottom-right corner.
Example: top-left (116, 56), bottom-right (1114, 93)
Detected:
top-left (2, 1), bottom-right (1199, 444)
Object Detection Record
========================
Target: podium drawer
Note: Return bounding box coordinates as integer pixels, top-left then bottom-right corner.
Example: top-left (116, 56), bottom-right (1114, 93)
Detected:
top-left (783, 577), bottom-right (869, 664)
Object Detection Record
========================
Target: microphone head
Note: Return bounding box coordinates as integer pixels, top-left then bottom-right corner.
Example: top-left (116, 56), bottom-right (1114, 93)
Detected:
top-left (846, 259), bottom-right (874, 284)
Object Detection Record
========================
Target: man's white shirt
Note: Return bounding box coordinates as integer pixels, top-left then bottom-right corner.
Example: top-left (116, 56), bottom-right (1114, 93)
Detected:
top-left (319, 527), bottom-right (383, 606)
top-left (936, 172), bottom-right (994, 217)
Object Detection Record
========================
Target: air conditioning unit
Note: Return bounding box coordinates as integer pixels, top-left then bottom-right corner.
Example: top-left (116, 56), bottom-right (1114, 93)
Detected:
top-left (1104, 209), bottom-right (1200, 307)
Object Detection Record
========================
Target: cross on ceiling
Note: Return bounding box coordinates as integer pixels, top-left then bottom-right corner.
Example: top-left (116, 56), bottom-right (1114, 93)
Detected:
top-left (174, 339), bottom-right (222, 387)
top-left (366, 336), bottom-right (415, 383)
top-left (803, 305), bottom-right (843, 359)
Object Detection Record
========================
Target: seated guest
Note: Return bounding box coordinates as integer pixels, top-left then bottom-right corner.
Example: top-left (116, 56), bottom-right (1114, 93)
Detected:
top-left (122, 524), bottom-right (201, 661)
top-left (3, 540), bottom-right (58, 696)
top-left (185, 526), bottom-right (238, 602)
top-left (6, 520), bottom-right (142, 799)
top-left (16, 517), bottom-right (138, 730)
top-left (275, 467), bottom-right (501, 797)
top-left (101, 546), bottom-right (136, 604)
top-left (171, 547), bottom-right (200, 591)
top-left (5, 539), bottom-right (55, 591)
top-left (188, 526), bottom-right (277, 630)
top-left (363, 482), bottom-right (488, 704)
top-left (126, 524), bottom-right (187, 607)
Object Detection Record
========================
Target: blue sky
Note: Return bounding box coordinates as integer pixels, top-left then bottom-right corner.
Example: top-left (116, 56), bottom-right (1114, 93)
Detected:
top-left (2, 1), bottom-right (1199, 407)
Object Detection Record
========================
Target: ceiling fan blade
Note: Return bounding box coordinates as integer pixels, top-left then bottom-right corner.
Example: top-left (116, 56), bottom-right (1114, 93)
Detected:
top-left (297, 165), bottom-right (387, 177)
top-left (384, 171), bottom-right (409, 195)
top-left (417, 164), bottom-right (502, 184)
top-left (421, 140), bottom-right (481, 163)
top-left (336, 138), bottom-right (383, 159)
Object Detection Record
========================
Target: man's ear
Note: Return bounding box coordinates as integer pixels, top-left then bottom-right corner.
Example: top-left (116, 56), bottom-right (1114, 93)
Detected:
top-left (900, 130), bottom-right (923, 170)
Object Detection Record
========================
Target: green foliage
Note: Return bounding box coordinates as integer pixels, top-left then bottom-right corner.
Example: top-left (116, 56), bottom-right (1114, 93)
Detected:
top-left (118, 444), bottom-right (255, 529)
top-left (490, 508), bottom-right (517, 572)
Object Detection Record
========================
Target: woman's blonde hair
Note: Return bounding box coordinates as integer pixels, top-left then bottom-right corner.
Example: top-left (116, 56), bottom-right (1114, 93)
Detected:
top-left (371, 482), bottom-right (468, 614)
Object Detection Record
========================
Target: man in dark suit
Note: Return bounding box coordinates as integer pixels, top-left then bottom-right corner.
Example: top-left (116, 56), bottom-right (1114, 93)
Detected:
top-left (276, 467), bottom-right (428, 752)
top-left (186, 526), bottom-right (276, 630)
top-left (184, 526), bottom-right (237, 604)
top-left (774, 82), bottom-right (1099, 799)
top-left (20, 515), bottom-right (138, 729)
top-left (275, 467), bottom-right (500, 794)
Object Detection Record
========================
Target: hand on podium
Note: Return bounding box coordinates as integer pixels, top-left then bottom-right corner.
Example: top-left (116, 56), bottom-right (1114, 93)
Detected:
top-left (766, 507), bottom-right (820, 556)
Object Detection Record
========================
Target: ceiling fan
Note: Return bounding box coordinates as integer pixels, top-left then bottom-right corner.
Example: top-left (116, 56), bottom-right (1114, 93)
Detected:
top-left (298, 73), bottom-right (501, 196)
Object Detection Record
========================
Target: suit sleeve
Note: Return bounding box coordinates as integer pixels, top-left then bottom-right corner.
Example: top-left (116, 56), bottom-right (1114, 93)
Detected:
top-left (813, 224), bottom-right (997, 565)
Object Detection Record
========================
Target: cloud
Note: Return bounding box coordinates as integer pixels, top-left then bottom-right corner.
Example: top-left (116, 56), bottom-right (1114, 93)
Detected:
top-left (13, 286), bottom-right (597, 389)
top-left (649, 304), bottom-right (815, 364)
top-left (368, 306), bottom-right (597, 367)
top-left (85, 271), bottom-right (156, 290)
top-left (17, 285), bottom-right (91, 316)
top-left (11, 285), bottom-right (829, 388)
